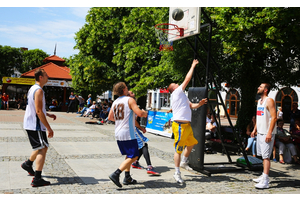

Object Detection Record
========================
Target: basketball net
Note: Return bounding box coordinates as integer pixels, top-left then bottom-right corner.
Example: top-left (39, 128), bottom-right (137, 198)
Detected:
top-left (155, 27), bottom-right (174, 51)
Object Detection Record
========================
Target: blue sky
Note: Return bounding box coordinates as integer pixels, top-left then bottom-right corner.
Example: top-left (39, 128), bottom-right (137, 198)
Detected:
top-left (0, 7), bottom-right (90, 58)
top-left (0, 2), bottom-right (296, 59)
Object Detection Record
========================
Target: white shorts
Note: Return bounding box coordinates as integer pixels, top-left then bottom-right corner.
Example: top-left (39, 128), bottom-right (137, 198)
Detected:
top-left (257, 133), bottom-right (275, 159)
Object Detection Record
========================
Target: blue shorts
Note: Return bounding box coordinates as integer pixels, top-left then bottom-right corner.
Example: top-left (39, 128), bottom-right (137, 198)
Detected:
top-left (117, 139), bottom-right (139, 158)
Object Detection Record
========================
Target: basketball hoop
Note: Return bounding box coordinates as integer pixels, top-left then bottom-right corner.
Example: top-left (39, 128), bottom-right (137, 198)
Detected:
top-left (155, 23), bottom-right (184, 51)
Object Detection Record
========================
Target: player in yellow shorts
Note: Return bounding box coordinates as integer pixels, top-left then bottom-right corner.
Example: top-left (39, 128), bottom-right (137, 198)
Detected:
top-left (173, 121), bottom-right (198, 154)
top-left (168, 59), bottom-right (207, 184)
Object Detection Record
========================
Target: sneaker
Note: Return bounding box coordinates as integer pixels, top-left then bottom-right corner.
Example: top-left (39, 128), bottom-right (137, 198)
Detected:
top-left (180, 162), bottom-right (193, 171)
top-left (147, 166), bottom-right (160, 176)
top-left (21, 161), bottom-right (35, 176)
top-left (253, 173), bottom-right (263, 183)
top-left (173, 172), bottom-right (184, 184)
top-left (109, 172), bottom-right (122, 188)
top-left (31, 178), bottom-right (50, 187)
top-left (131, 161), bottom-right (144, 169)
top-left (123, 176), bottom-right (137, 185)
top-left (273, 158), bottom-right (278, 162)
top-left (255, 177), bottom-right (269, 189)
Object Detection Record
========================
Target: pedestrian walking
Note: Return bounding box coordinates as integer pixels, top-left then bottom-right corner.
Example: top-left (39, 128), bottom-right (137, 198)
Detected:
top-left (22, 68), bottom-right (56, 187)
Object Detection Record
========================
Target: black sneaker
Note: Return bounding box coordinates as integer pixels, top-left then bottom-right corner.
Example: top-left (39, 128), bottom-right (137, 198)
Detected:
top-left (109, 172), bottom-right (122, 188)
top-left (31, 178), bottom-right (50, 187)
top-left (123, 176), bottom-right (137, 185)
top-left (21, 161), bottom-right (35, 176)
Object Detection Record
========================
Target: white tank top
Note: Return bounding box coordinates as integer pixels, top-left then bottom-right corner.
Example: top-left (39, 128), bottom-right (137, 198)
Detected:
top-left (256, 97), bottom-right (276, 135)
top-left (112, 96), bottom-right (136, 141)
top-left (23, 84), bottom-right (47, 131)
top-left (171, 85), bottom-right (191, 121)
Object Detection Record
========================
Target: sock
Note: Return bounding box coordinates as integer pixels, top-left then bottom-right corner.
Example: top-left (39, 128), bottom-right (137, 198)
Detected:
top-left (262, 173), bottom-right (269, 178)
top-left (182, 156), bottom-right (188, 163)
top-left (114, 169), bottom-right (122, 176)
top-left (35, 171), bottom-right (42, 180)
top-left (125, 171), bottom-right (131, 178)
top-left (25, 159), bottom-right (33, 166)
top-left (175, 167), bottom-right (180, 174)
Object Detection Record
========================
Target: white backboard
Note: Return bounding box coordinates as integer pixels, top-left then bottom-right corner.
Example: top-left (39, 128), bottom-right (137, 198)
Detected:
top-left (168, 7), bottom-right (201, 42)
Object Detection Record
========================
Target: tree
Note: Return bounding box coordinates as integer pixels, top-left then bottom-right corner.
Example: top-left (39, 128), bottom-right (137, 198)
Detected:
top-left (20, 49), bottom-right (49, 73)
top-left (205, 7), bottom-right (300, 131)
top-left (0, 45), bottom-right (22, 84)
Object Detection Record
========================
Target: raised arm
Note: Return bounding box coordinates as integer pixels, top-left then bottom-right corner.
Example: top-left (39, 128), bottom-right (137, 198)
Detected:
top-left (128, 98), bottom-right (148, 118)
top-left (181, 59), bottom-right (199, 91)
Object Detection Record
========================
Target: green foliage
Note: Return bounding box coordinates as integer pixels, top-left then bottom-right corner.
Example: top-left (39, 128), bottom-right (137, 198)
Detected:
top-left (206, 7), bottom-right (300, 131)
top-left (20, 49), bottom-right (49, 73)
top-left (0, 45), bottom-right (22, 84)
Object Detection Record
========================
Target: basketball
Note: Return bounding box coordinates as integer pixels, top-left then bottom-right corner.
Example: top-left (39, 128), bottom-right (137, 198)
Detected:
top-left (172, 8), bottom-right (184, 21)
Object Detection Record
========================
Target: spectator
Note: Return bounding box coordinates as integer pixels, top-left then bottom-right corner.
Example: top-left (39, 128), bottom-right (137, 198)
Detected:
top-left (75, 94), bottom-right (85, 114)
top-left (2, 93), bottom-right (9, 110)
top-left (49, 99), bottom-right (58, 111)
top-left (83, 101), bottom-right (96, 117)
top-left (291, 118), bottom-right (300, 154)
top-left (277, 107), bottom-right (283, 120)
top-left (87, 94), bottom-right (92, 108)
top-left (290, 102), bottom-right (300, 131)
top-left (100, 99), bottom-right (109, 120)
top-left (205, 111), bottom-right (217, 139)
top-left (245, 116), bottom-right (257, 157)
top-left (276, 119), bottom-right (300, 164)
top-left (0, 93), bottom-right (2, 109)
top-left (67, 92), bottom-right (76, 113)
top-left (91, 102), bottom-right (102, 119)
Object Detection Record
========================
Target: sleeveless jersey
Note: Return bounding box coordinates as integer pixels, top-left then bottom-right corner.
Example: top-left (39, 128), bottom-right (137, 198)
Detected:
top-left (256, 97), bottom-right (276, 135)
top-left (171, 85), bottom-right (191, 121)
top-left (23, 84), bottom-right (47, 131)
top-left (112, 96), bottom-right (136, 141)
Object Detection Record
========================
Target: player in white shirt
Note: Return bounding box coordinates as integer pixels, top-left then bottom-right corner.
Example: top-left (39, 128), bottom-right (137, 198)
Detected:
top-left (22, 68), bottom-right (56, 187)
top-left (251, 83), bottom-right (277, 189)
top-left (167, 59), bottom-right (207, 184)
top-left (108, 82), bottom-right (148, 188)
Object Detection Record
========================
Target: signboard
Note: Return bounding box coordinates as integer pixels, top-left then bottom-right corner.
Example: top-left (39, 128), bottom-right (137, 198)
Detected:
top-left (146, 110), bottom-right (173, 138)
top-left (2, 77), bottom-right (35, 85)
top-left (2, 77), bottom-right (70, 87)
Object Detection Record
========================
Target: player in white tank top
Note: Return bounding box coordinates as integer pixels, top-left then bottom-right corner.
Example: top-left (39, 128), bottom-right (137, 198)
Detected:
top-left (23, 84), bottom-right (47, 131)
top-left (251, 83), bottom-right (277, 189)
top-left (111, 96), bottom-right (136, 141)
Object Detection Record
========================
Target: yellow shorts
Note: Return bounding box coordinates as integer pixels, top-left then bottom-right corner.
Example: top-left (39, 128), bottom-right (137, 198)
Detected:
top-left (172, 121), bottom-right (198, 154)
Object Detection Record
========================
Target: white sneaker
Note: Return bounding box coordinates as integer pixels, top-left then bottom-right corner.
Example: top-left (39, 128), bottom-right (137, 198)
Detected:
top-left (180, 162), bottom-right (193, 171)
top-left (253, 174), bottom-right (263, 183)
top-left (173, 172), bottom-right (184, 184)
top-left (255, 177), bottom-right (269, 189)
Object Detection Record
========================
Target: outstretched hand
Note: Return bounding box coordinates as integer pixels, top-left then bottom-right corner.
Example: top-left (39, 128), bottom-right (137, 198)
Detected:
top-left (192, 59), bottom-right (199, 67)
top-left (199, 98), bottom-right (207, 106)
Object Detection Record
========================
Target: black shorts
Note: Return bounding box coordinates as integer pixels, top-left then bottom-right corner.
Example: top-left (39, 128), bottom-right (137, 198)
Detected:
top-left (26, 130), bottom-right (49, 151)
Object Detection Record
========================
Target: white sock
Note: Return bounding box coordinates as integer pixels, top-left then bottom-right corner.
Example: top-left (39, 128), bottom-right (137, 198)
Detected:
top-left (175, 167), bottom-right (180, 174)
top-left (262, 173), bottom-right (269, 178)
top-left (181, 156), bottom-right (188, 163)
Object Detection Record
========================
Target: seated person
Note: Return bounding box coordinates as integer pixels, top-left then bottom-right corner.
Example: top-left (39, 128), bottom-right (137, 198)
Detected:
top-left (206, 112), bottom-right (217, 139)
top-left (91, 103), bottom-right (102, 119)
top-left (83, 101), bottom-right (96, 117)
top-left (276, 119), bottom-right (300, 164)
top-left (49, 99), bottom-right (58, 111)
top-left (291, 118), bottom-right (300, 155)
top-left (245, 116), bottom-right (257, 157)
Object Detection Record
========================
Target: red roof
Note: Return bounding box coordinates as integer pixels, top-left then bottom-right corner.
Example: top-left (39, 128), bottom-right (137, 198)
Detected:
top-left (43, 55), bottom-right (65, 62)
top-left (21, 62), bottom-right (71, 80)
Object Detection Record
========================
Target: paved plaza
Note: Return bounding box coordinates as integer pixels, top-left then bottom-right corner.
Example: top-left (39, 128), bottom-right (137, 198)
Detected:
top-left (0, 109), bottom-right (300, 194)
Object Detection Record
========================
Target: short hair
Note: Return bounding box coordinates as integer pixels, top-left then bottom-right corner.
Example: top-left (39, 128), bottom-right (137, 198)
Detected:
top-left (113, 82), bottom-right (126, 96)
top-left (34, 68), bottom-right (45, 81)
top-left (277, 118), bottom-right (284, 125)
top-left (262, 83), bottom-right (271, 95)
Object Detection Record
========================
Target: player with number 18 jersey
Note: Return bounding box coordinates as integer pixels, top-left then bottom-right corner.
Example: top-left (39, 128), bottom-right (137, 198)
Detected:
top-left (112, 96), bottom-right (136, 141)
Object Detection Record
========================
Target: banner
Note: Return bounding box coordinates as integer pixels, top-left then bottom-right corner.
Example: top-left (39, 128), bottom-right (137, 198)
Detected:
top-left (2, 77), bottom-right (35, 85)
top-left (146, 110), bottom-right (173, 138)
top-left (2, 77), bottom-right (70, 87)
